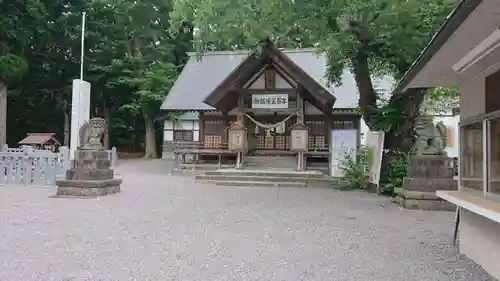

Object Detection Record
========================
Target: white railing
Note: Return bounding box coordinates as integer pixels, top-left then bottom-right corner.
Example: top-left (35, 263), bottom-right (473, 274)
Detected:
top-left (0, 145), bottom-right (118, 187)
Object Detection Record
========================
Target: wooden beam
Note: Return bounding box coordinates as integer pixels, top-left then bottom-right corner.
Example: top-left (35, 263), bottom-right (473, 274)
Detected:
top-left (266, 46), bottom-right (335, 112)
top-left (204, 54), bottom-right (269, 110)
top-left (242, 89), bottom-right (295, 96)
top-left (264, 68), bottom-right (276, 89)
top-left (245, 65), bottom-right (269, 89)
top-left (244, 108), bottom-right (299, 114)
top-left (271, 62), bottom-right (298, 88)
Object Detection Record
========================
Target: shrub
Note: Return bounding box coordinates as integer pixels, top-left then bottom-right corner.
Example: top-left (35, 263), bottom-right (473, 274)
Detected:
top-left (335, 146), bottom-right (373, 190)
top-left (382, 150), bottom-right (413, 195)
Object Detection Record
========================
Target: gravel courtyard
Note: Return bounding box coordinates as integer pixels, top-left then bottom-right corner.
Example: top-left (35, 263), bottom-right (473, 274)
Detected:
top-left (0, 160), bottom-right (494, 281)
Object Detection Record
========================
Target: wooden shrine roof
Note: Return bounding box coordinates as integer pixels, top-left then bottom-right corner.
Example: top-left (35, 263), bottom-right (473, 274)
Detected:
top-left (18, 133), bottom-right (60, 145)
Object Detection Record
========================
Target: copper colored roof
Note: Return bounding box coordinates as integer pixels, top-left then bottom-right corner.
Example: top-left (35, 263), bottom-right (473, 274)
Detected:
top-left (18, 133), bottom-right (57, 145)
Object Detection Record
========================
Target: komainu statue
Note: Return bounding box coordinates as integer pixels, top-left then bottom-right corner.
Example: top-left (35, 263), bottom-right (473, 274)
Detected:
top-left (78, 117), bottom-right (106, 150)
top-left (413, 115), bottom-right (447, 155)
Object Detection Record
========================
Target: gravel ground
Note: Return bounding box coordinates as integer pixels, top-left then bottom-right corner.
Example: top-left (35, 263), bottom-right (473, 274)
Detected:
top-left (0, 159), bottom-right (494, 281)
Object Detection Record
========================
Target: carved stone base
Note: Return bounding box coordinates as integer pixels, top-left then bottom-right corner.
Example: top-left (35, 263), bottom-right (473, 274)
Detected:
top-left (54, 148), bottom-right (121, 198)
top-left (56, 178), bottom-right (122, 197)
top-left (397, 155), bottom-right (457, 211)
top-left (407, 155), bottom-right (454, 178)
top-left (394, 187), bottom-right (455, 211)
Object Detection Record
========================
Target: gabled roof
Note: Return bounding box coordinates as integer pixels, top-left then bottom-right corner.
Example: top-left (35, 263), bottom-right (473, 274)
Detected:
top-left (393, 0), bottom-right (483, 93)
top-left (161, 48), bottom-right (395, 111)
top-left (203, 42), bottom-right (337, 113)
top-left (18, 133), bottom-right (59, 145)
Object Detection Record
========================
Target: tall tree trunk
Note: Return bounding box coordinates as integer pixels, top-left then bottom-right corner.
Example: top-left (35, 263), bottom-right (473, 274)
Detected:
top-left (144, 116), bottom-right (157, 158)
top-left (63, 110), bottom-right (70, 146)
top-left (385, 88), bottom-right (426, 152)
top-left (351, 51), bottom-right (378, 128)
top-left (103, 104), bottom-right (110, 149)
top-left (0, 82), bottom-right (7, 149)
top-left (351, 49), bottom-right (426, 152)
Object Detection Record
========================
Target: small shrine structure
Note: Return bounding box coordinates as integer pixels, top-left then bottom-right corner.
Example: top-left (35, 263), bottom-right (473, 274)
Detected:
top-left (160, 40), bottom-right (394, 174)
top-left (18, 133), bottom-right (60, 151)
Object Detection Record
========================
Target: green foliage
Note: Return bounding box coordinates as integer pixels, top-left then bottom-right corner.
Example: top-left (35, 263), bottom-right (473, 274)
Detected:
top-left (170, 0), bottom-right (455, 80)
top-left (335, 146), bottom-right (373, 190)
top-left (0, 55), bottom-right (28, 83)
top-left (368, 103), bottom-right (403, 132)
top-left (2, 0), bottom-right (191, 155)
top-left (382, 151), bottom-right (414, 195)
top-left (170, 0), bottom-right (457, 157)
top-left (422, 86), bottom-right (459, 115)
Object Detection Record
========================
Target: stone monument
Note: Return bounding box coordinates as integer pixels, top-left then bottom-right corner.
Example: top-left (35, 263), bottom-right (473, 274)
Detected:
top-left (55, 117), bottom-right (122, 197)
top-left (395, 115), bottom-right (457, 210)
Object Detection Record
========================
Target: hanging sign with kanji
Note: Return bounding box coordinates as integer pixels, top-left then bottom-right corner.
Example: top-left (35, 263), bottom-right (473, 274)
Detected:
top-left (252, 94), bottom-right (288, 109)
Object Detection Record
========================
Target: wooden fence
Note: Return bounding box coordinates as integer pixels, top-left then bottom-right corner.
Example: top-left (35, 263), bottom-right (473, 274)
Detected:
top-left (0, 145), bottom-right (117, 187)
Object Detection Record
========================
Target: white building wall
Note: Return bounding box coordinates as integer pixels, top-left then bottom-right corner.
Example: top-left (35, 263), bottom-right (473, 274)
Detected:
top-left (433, 115), bottom-right (460, 158)
top-left (460, 209), bottom-right (500, 280)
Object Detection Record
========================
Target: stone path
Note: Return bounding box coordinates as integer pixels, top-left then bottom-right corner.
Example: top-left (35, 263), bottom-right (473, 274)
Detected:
top-left (0, 160), bottom-right (494, 281)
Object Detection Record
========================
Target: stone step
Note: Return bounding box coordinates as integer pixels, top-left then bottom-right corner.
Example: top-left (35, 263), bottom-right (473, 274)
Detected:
top-left (244, 156), bottom-right (297, 169)
top-left (243, 163), bottom-right (297, 167)
top-left (201, 180), bottom-right (307, 188)
top-left (204, 169), bottom-right (325, 178)
top-left (195, 174), bottom-right (332, 184)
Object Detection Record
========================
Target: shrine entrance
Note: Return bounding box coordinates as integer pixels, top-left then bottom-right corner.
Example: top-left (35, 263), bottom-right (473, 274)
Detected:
top-left (202, 41), bottom-right (338, 171)
top-left (247, 115), bottom-right (296, 152)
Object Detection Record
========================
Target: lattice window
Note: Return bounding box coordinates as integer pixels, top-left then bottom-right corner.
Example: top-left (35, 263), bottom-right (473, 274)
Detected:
top-left (204, 119), bottom-right (224, 148)
top-left (275, 135), bottom-right (286, 149)
top-left (306, 120), bottom-right (325, 135)
top-left (204, 120), bottom-right (224, 135)
top-left (173, 130), bottom-right (193, 141)
top-left (333, 120), bottom-right (356, 129)
top-left (204, 135), bottom-right (222, 148)
top-left (306, 120), bottom-right (326, 150)
top-left (308, 136), bottom-right (326, 150)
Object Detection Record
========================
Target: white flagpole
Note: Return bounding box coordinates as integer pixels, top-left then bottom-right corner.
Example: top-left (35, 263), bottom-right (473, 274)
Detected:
top-left (80, 12), bottom-right (86, 80)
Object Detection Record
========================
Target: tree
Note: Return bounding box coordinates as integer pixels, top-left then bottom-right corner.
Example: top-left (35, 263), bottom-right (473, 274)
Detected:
top-left (422, 86), bottom-right (459, 115)
top-left (1, 0), bottom-right (190, 156)
top-left (0, 0), bottom-right (46, 147)
top-left (170, 0), bottom-right (456, 152)
top-left (85, 0), bottom-right (189, 157)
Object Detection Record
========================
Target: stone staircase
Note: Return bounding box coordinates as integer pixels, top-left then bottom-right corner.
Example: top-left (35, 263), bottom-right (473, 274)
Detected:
top-left (244, 155), bottom-right (297, 169)
top-left (195, 168), bottom-right (333, 188)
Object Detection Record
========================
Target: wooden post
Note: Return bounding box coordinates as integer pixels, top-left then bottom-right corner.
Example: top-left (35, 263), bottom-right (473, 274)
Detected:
top-left (221, 111), bottom-right (228, 145)
top-left (296, 88), bottom-right (305, 171)
top-left (326, 113), bottom-right (333, 176)
top-left (199, 111), bottom-right (205, 147)
top-left (235, 91), bottom-right (245, 169)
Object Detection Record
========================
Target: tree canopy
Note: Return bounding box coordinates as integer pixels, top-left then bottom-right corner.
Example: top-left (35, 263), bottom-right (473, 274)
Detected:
top-left (170, 0), bottom-right (457, 151)
top-left (1, 0), bottom-right (191, 157)
top-left (0, 0), bottom-right (460, 156)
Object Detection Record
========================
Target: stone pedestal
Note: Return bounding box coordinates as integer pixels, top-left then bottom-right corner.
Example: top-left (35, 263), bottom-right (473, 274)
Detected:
top-left (55, 150), bottom-right (122, 197)
top-left (396, 155), bottom-right (457, 211)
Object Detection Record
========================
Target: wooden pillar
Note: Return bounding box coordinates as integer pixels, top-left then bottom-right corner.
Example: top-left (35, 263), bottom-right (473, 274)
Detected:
top-left (199, 111), bottom-right (205, 147)
top-left (296, 88), bottom-right (305, 171)
top-left (325, 112), bottom-right (332, 150)
top-left (325, 112), bottom-right (333, 176)
top-left (235, 91), bottom-right (245, 169)
top-left (221, 111), bottom-right (228, 145)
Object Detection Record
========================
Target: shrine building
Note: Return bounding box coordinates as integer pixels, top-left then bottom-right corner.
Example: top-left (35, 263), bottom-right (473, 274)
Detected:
top-left (159, 41), bottom-right (393, 173)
